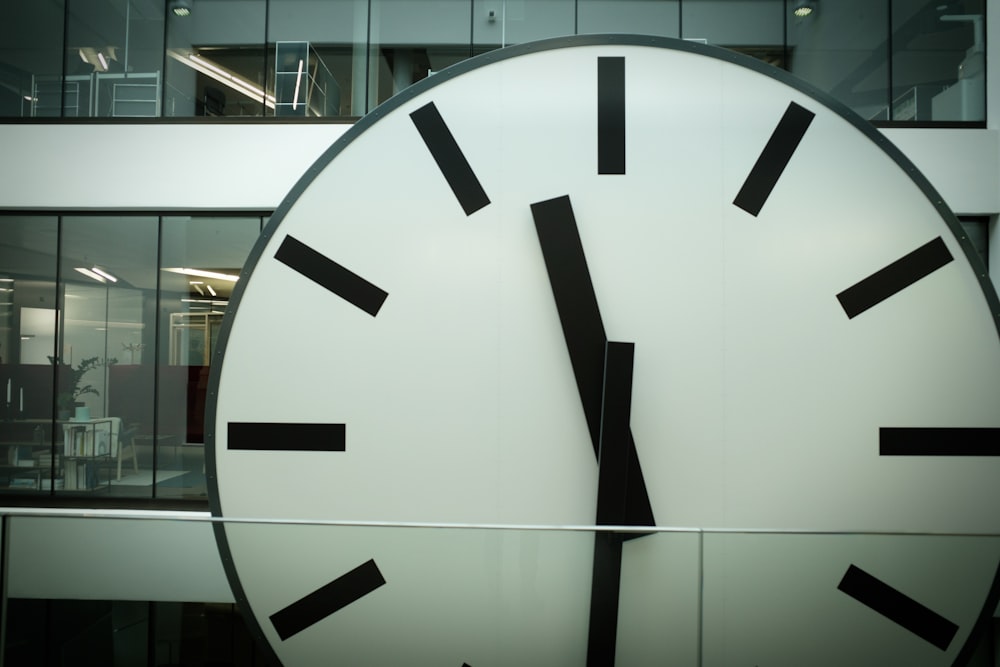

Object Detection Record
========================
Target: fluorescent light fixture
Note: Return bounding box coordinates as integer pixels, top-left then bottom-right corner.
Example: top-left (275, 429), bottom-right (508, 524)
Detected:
top-left (166, 267), bottom-right (239, 282)
top-left (206, 284), bottom-right (217, 297)
top-left (79, 49), bottom-right (89, 63)
top-left (192, 283), bottom-right (205, 295)
top-left (167, 50), bottom-right (276, 110)
top-left (293, 59), bottom-right (304, 111)
top-left (91, 266), bottom-right (117, 282)
top-left (75, 267), bottom-right (107, 283)
top-left (97, 52), bottom-right (108, 70)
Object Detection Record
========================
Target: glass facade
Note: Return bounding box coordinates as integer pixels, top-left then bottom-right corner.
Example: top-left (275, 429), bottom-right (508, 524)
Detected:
top-left (5, 599), bottom-right (278, 666)
top-left (0, 0), bottom-right (986, 123)
top-left (2, 517), bottom-right (999, 665)
top-left (0, 213), bottom-right (263, 501)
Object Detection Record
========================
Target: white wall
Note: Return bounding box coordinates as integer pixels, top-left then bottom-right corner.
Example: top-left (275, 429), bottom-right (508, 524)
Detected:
top-left (0, 123), bottom-right (994, 216)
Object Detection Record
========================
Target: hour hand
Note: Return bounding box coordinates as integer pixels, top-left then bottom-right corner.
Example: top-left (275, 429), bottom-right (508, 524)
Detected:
top-left (531, 194), bottom-right (655, 529)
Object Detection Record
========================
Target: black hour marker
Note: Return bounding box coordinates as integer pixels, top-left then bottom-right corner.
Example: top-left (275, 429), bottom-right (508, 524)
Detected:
top-left (880, 427), bottom-right (1000, 456)
top-left (275, 235), bottom-right (387, 316)
top-left (733, 101), bottom-right (815, 216)
top-left (837, 236), bottom-right (953, 319)
top-left (270, 559), bottom-right (386, 641)
top-left (228, 422), bottom-right (346, 452)
top-left (410, 101), bottom-right (490, 215)
top-left (838, 564), bottom-right (958, 650)
top-left (597, 56), bottom-right (626, 175)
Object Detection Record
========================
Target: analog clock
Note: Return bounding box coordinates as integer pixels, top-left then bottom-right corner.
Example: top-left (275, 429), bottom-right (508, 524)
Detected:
top-left (208, 35), bottom-right (1000, 666)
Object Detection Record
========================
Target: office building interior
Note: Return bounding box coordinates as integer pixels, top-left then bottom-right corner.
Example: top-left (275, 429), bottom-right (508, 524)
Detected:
top-left (0, 0), bottom-right (997, 664)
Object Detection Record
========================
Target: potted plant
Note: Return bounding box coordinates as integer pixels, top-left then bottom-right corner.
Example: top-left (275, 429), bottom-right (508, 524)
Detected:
top-left (50, 356), bottom-right (104, 420)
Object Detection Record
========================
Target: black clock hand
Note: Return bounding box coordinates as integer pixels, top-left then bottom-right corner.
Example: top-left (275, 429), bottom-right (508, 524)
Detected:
top-left (530, 194), bottom-right (655, 530)
top-left (587, 341), bottom-right (635, 665)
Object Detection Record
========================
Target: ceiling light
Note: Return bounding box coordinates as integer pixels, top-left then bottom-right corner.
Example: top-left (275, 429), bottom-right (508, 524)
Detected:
top-left (793, 2), bottom-right (816, 17)
top-left (75, 267), bottom-right (107, 283)
top-left (206, 284), bottom-right (217, 297)
top-left (166, 49), bottom-right (276, 109)
top-left (169, 0), bottom-right (192, 17)
top-left (166, 267), bottom-right (240, 282)
top-left (91, 266), bottom-right (117, 282)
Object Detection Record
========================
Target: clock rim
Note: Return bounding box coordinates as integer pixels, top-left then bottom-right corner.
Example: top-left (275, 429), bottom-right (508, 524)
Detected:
top-left (204, 34), bottom-right (1000, 667)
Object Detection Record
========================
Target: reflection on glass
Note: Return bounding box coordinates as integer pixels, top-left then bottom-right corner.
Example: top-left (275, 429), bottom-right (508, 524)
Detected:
top-left (157, 216), bottom-right (260, 499)
top-left (369, 0), bottom-right (473, 111)
top-left (164, 0), bottom-right (267, 117)
top-left (58, 216), bottom-right (157, 497)
top-left (0, 216), bottom-right (58, 493)
top-left (472, 0), bottom-right (575, 54)
top-left (891, 0), bottom-right (985, 122)
top-left (683, 0), bottom-right (784, 67)
top-left (63, 0), bottom-right (165, 117)
top-left (0, 1), bottom-right (65, 117)
top-left (787, 0), bottom-right (890, 120)
top-left (4, 598), bottom-right (277, 666)
top-left (578, 0), bottom-right (680, 37)
top-left (268, 0), bottom-right (367, 117)
top-left (210, 522), bottom-right (1000, 664)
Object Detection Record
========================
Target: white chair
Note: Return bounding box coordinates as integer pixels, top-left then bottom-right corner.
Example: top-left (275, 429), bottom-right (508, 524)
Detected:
top-left (107, 417), bottom-right (139, 481)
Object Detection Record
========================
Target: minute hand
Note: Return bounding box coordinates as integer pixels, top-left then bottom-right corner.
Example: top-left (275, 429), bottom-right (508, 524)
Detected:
top-left (531, 194), bottom-right (655, 530)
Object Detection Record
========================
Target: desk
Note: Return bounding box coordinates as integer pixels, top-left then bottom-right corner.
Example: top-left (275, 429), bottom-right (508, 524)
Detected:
top-left (0, 420), bottom-right (52, 490)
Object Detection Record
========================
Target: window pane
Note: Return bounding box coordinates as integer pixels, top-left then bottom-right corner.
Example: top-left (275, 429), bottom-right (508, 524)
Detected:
top-left (472, 0), bottom-right (575, 54)
top-left (64, 0), bottom-right (165, 118)
top-left (165, 0), bottom-right (267, 117)
top-left (788, 0), bottom-right (890, 121)
top-left (369, 0), bottom-right (473, 111)
top-left (0, 216), bottom-right (58, 494)
top-left (891, 0), bottom-right (985, 122)
top-left (157, 216), bottom-right (259, 499)
top-left (268, 0), bottom-right (368, 117)
top-left (0, 1), bottom-right (65, 117)
top-left (683, 0), bottom-right (785, 67)
top-left (578, 0), bottom-right (680, 37)
top-left (59, 216), bottom-right (157, 497)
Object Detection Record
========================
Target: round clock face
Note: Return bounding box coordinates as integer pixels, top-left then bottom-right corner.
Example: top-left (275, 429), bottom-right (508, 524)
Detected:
top-left (208, 36), bottom-right (1000, 667)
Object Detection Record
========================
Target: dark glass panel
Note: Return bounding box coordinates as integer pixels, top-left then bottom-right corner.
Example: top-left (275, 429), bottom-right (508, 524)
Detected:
top-left (684, 0), bottom-right (785, 67)
top-left (472, 0), bottom-right (575, 56)
top-left (268, 0), bottom-right (368, 118)
top-left (891, 0), bottom-right (985, 122)
top-left (164, 0), bottom-right (267, 117)
top-left (63, 0), bottom-right (166, 117)
top-left (788, 0), bottom-right (891, 121)
top-left (0, 0), bottom-right (65, 117)
top-left (157, 216), bottom-right (259, 499)
top-left (578, 0), bottom-right (680, 37)
top-left (58, 215), bottom-right (158, 497)
top-left (369, 0), bottom-right (473, 111)
top-left (0, 215), bottom-right (59, 494)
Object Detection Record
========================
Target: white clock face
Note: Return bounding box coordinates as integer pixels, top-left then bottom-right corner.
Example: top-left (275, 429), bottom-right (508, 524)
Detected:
top-left (209, 37), bottom-right (1000, 666)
